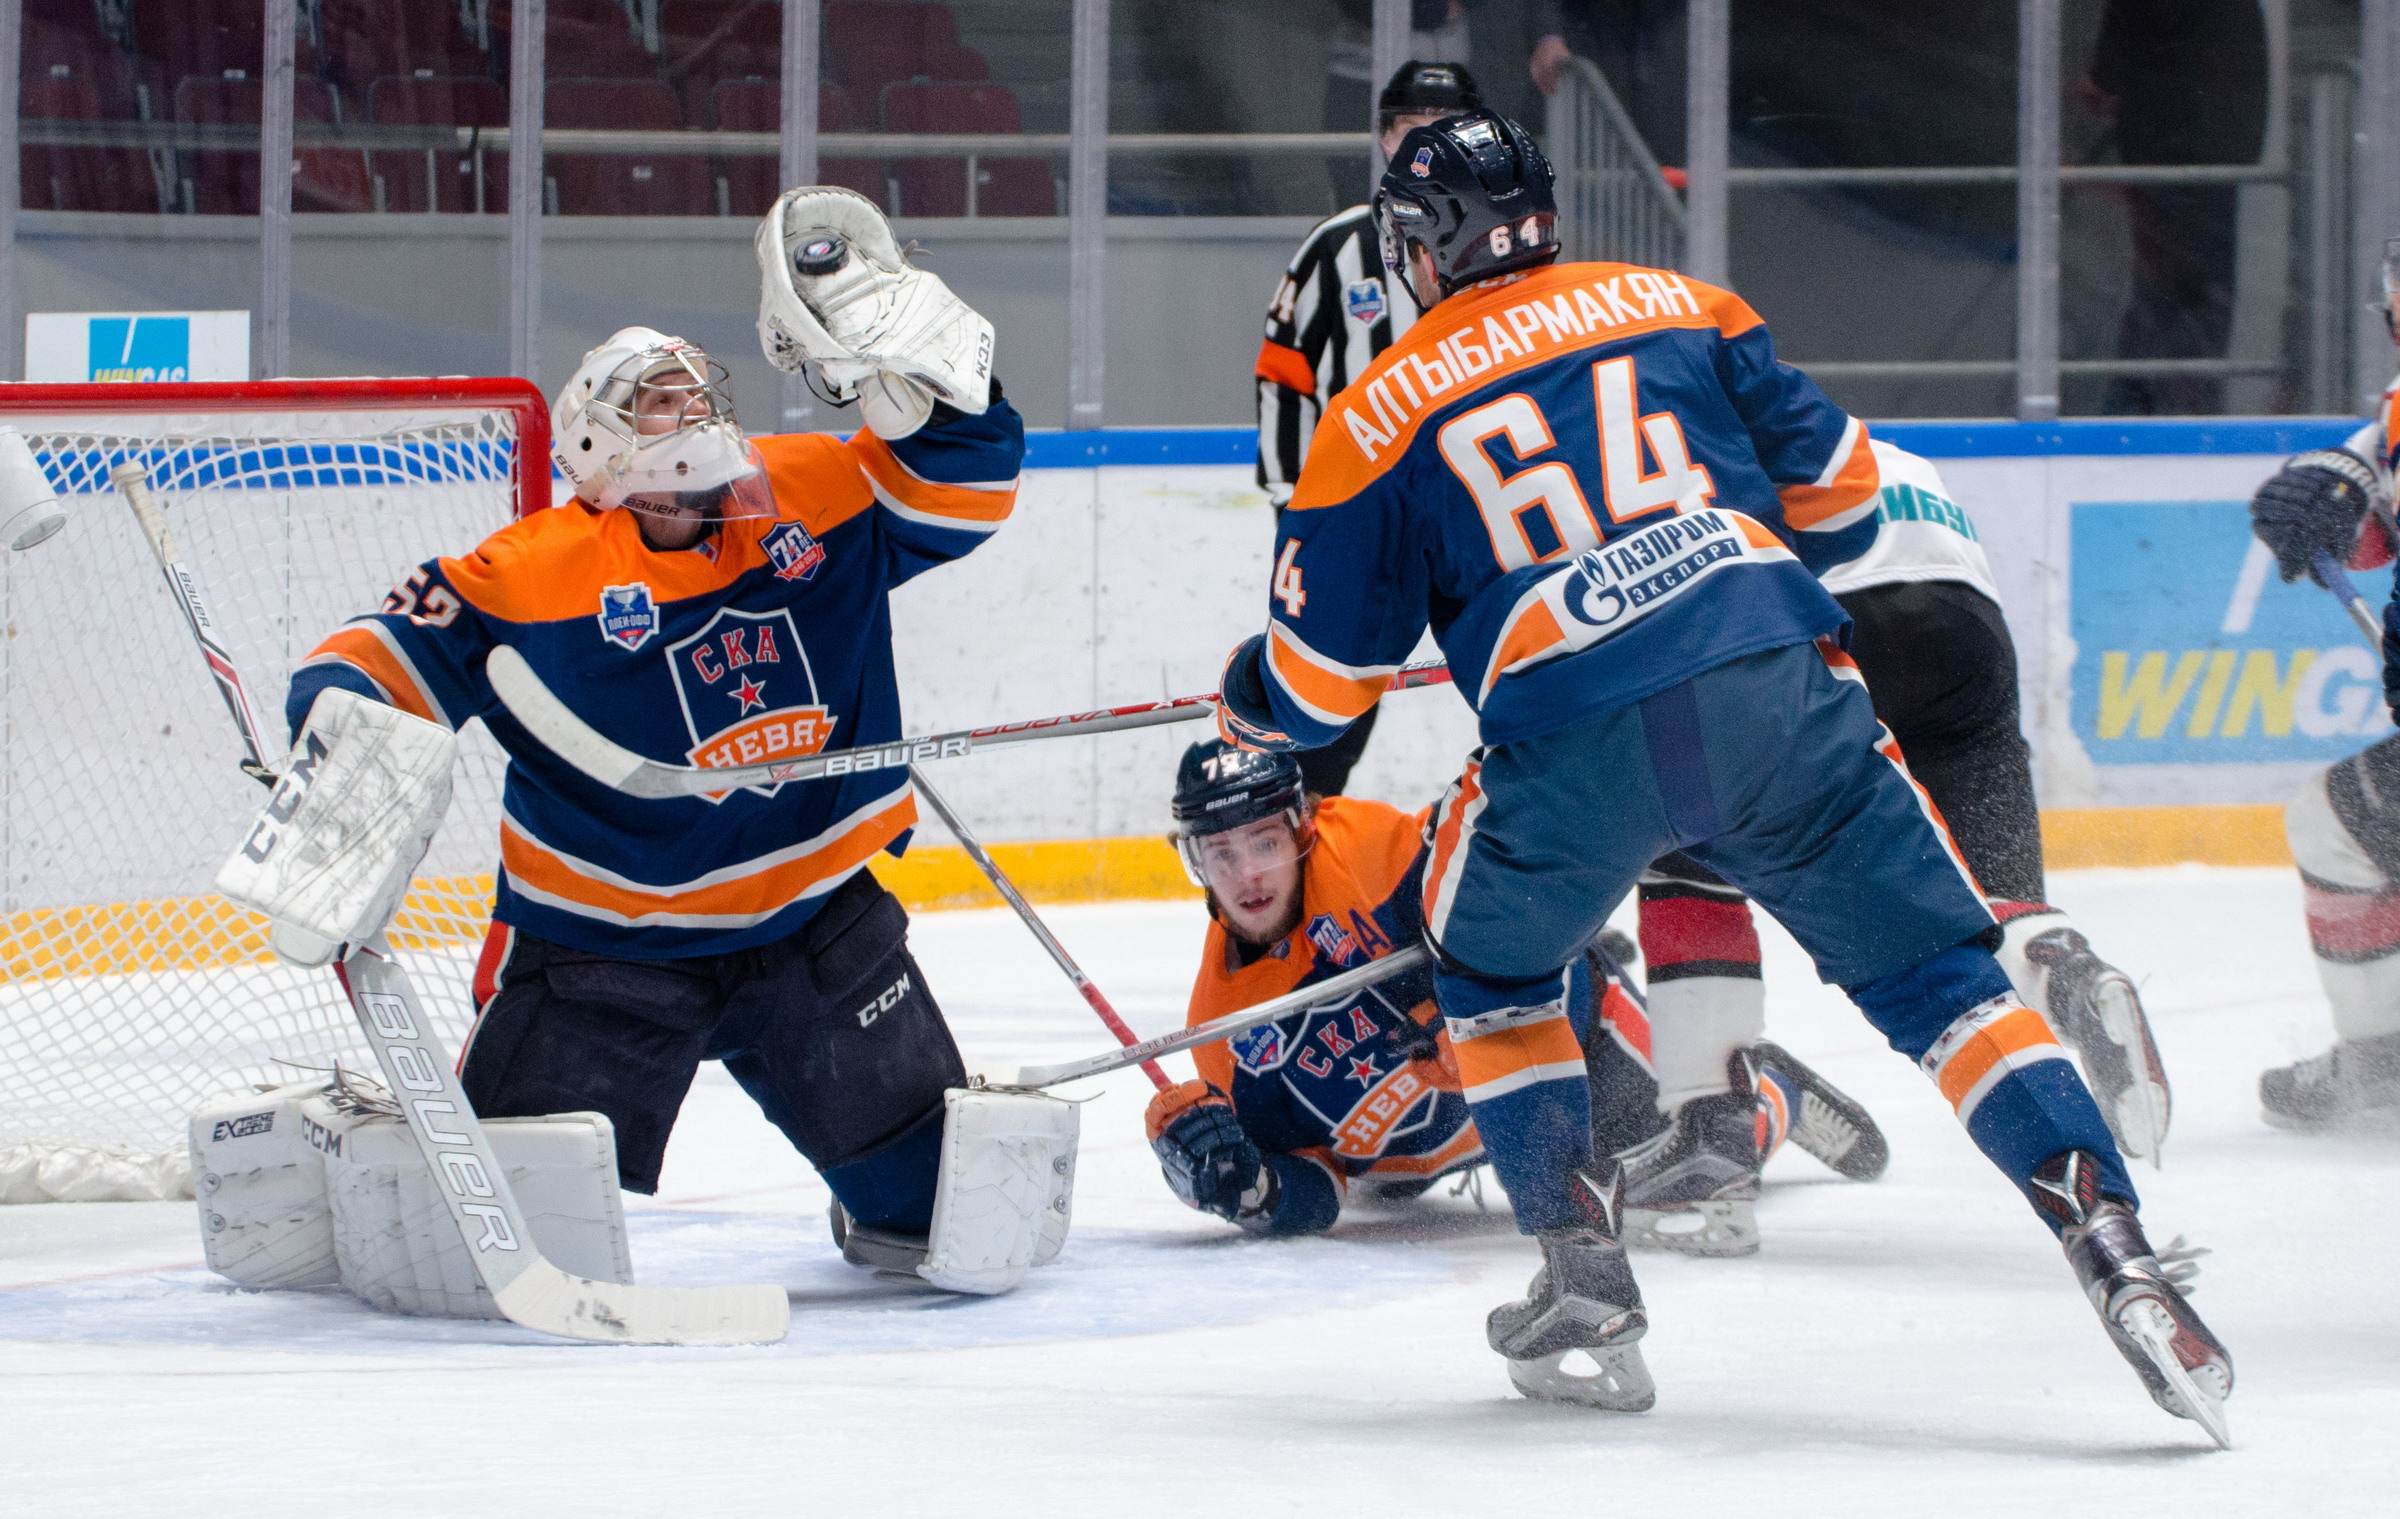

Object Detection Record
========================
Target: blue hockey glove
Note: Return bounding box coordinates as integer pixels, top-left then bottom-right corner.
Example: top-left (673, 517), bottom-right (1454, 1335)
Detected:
top-left (1215, 634), bottom-right (1300, 752)
top-left (2250, 450), bottom-right (2384, 584)
top-left (1144, 1080), bottom-right (1269, 1220)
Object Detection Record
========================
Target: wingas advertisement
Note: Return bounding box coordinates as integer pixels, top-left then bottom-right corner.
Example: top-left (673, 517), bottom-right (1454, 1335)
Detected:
top-left (2069, 499), bottom-right (2394, 767)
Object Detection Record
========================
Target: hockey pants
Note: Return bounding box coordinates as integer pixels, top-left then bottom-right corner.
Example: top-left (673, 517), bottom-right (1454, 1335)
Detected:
top-left (461, 871), bottom-right (964, 1232)
top-left (1422, 641), bottom-right (2133, 1233)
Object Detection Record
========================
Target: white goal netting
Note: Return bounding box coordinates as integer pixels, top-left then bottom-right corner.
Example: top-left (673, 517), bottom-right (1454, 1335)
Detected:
top-left (0, 388), bottom-right (538, 1202)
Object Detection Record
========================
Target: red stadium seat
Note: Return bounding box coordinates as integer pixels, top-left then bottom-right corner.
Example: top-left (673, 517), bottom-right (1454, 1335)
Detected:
top-left (134, 0), bottom-right (265, 84)
top-left (367, 75), bottom-right (511, 214)
top-left (174, 75), bottom-right (371, 215)
top-left (320, 0), bottom-right (490, 96)
top-left (21, 23), bottom-right (145, 120)
top-left (493, 0), bottom-right (659, 80)
top-left (824, 2), bottom-right (987, 105)
top-left (18, 73), bottom-right (162, 212)
top-left (710, 79), bottom-right (886, 215)
top-left (880, 81), bottom-right (1052, 217)
top-left (544, 78), bottom-right (712, 215)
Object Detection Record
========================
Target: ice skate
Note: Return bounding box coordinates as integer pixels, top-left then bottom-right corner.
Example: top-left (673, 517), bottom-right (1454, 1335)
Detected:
top-left (2023, 926), bottom-right (2172, 1162)
top-left (1620, 1054), bottom-right (1760, 1257)
top-left (2259, 1030), bottom-right (2400, 1129)
top-left (2031, 1151), bottom-right (2233, 1449)
top-left (1751, 1039), bottom-right (1890, 1182)
top-left (1488, 1169), bottom-right (1654, 1411)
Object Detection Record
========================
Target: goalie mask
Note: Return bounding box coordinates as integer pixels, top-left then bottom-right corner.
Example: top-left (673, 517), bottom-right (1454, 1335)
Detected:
top-left (1170, 739), bottom-right (1315, 896)
top-left (552, 328), bottom-right (777, 525)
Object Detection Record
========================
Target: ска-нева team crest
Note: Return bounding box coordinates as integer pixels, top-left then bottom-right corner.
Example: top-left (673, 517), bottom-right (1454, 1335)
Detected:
top-left (597, 581), bottom-right (658, 652)
top-left (763, 520), bottom-right (827, 583)
top-left (666, 605), bottom-right (834, 802)
top-left (1342, 278), bottom-right (1386, 327)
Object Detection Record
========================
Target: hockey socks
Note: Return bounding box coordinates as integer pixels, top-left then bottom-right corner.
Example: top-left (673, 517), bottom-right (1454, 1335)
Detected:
top-left (1636, 879), bottom-right (1767, 1111)
top-left (1437, 961), bottom-right (1595, 1233)
top-left (1847, 942), bottom-right (2136, 1224)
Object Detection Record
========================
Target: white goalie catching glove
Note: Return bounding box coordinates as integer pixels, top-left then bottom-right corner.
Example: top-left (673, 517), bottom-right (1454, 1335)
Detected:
top-left (213, 689), bottom-right (455, 967)
top-left (755, 185), bottom-right (995, 440)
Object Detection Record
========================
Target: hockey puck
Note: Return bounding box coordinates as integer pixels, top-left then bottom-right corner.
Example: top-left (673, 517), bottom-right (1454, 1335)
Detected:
top-left (795, 234), bottom-right (848, 277)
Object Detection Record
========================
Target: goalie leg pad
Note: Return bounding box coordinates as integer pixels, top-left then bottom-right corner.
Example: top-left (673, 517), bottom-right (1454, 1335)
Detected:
top-left (918, 1087), bottom-right (1081, 1295)
top-left (213, 688), bottom-right (455, 964)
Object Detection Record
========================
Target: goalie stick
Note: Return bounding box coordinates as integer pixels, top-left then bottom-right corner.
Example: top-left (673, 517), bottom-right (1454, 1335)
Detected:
top-left (109, 464), bottom-right (789, 1346)
top-left (1012, 944), bottom-right (1430, 1089)
top-left (486, 641), bottom-right (1455, 800)
top-left (909, 766), bottom-right (1171, 1091)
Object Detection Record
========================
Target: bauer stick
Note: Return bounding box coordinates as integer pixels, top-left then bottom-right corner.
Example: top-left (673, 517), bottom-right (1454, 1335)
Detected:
top-left (110, 462), bottom-right (278, 784)
top-left (2310, 548), bottom-right (2384, 647)
top-left (910, 766), bottom-right (1171, 1090)
top-left (110, 463), bottom-right (789, 1347)
top-left (1012, 944), bottom-right (1430, 1089)
top-left (486, 641), bottom-right (1455, 801)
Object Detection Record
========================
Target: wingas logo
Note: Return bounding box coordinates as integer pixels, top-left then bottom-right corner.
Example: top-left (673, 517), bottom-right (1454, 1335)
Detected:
top-left (666, 606), bottom-right (835, 801)
top-left (597, 582), bottom-right (659, 651)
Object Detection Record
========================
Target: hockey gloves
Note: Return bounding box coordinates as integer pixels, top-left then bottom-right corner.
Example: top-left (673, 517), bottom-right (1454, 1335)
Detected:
top-left (2249, 449), bottom-right (2388, 584)
top-left (1145, 1081), bottom-right (1270, 1221)
top-left (1215, 635), bottom-right (1299, 753)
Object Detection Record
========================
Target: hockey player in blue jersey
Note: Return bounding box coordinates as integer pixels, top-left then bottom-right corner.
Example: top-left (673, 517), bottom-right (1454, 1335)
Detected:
top-left (283, 192), bottom-right (1038, 1290)
top-left (1210, 111), bottom-right (2231, 1439)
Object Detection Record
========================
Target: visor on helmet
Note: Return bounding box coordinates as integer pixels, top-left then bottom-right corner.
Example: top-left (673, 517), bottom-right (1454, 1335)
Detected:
top-left (598, 424), bottom-right (780, 524)
top-left (1175, 809), bottom-right (1315, 895)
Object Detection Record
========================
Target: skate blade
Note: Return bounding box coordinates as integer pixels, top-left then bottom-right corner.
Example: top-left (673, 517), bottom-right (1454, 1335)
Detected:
top-left (2120, 1298), bottom-right (2232, 1450)
top-left (2095, 978), bottom-right (2171, 1165)
top-left (1626, 1199), bottom-right (1758, 1257)
top-left (1506, 1346), bottom-right (1656, 1411)
top-left (2113, 1081), bottom-right (2172, 1168)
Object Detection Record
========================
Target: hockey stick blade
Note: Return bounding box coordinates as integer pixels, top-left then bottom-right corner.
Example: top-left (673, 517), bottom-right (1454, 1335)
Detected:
top-left (339, 942), bottom-right (790, 1346)
top-left (489, 643), bottom-right (1454, 801)
top-left (1012, 944), bottom-right (1430, 1088)
top-left (2310, 549), bottom-right (2384, 648)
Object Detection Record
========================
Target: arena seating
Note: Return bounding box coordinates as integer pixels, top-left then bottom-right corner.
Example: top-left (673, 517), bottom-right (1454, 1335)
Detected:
top-left (545, 78), bottom-right (713, 215)
top-left (881, 81), bottom-right (1054, 217)
top-left (367, 75), bottom-right (512, 215)
top-left (710, 79), bottom-right (887, 215)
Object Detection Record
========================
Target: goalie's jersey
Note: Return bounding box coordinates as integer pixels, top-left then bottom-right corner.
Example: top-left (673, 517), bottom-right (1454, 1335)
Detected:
top-left (285, 401), bottom-right (1024, 958)
top-left (1263, 260), bottom-right (1882, 749)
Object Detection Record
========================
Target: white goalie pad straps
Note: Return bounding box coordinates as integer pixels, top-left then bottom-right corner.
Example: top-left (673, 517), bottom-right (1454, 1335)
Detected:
top-left (918, 1087), bottom-right (1080, 1295)
top-left (214, 689), bottom-right (455, 967)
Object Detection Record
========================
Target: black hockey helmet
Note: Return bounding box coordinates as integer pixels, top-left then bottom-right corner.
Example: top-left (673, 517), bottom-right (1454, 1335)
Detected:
top-left (1170, 739), bottom-right (1313, 889)
top-left (1375, 111), bottom-right (1559, 302)
top-left (1378, 59), bottom-right (1482, 133)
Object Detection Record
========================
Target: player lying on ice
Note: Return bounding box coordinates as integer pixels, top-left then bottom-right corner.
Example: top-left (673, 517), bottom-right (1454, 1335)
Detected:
top-left (1209, 109), bottom-right (2232, 1440)
top-left (1145, 738), bottom-right (1887, 1238)
top-left (278, 187), bottom-right (1051, 1292)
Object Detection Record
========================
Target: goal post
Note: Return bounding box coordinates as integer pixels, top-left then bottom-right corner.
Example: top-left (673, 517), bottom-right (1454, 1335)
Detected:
top-left (0, 378), bottom-right (549, 1203)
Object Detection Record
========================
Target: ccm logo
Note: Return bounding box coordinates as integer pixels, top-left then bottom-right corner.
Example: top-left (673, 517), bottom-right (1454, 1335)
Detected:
top-left (239, 728), bottom-right (333, 864)
top-left (857, 973), bottom-right (910, 1027)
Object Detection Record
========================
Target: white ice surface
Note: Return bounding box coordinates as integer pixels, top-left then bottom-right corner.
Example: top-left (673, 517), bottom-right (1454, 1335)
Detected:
top-left (5, 869), bottom-right (2397, 1516)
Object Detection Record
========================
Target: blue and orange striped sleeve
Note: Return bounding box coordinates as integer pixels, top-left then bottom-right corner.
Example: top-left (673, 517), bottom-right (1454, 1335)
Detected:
top-left (285, 554), bottom-right (503, 740)
top-left (844, 396), bottom-right (1026, 586)
top-left (1712, 315), bottom-right (1881, 574)
top-left (1257, 468), bottom-right (1433, 749)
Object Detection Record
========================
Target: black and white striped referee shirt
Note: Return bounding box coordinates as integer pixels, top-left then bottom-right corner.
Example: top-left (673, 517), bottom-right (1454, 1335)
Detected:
top-left (1254, 204), bottom-right (1424, 506)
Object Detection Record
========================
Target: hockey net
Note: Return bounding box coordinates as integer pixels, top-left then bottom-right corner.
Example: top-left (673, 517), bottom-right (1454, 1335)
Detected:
top-left (0, 379), bottom-right (548, 1203)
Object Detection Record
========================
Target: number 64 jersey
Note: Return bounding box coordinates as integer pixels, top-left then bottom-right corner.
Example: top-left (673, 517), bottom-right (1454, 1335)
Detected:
top-left (1262, 260), bottom-right (1884, 748)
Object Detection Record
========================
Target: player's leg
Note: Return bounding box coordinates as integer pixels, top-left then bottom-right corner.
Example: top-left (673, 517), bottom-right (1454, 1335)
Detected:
top-left (1839, 578), bottom-right (2171, 1159)
top-left (459, 925), bottom-right (729, 1196)
top-left (709, 873), bottom-right (967, 1269)
top-left (2268, 735), bottom-right (2400, 1125)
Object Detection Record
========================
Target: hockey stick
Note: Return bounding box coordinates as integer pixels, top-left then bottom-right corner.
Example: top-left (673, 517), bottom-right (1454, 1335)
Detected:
top-left (485, 641), bottom-right (1455, 801)
top-left (910, 766), bottom-right (1172, 1091)
top-left (110, 462), bottom-right (278, 785)
top-left (336, 939), bottom-right (789, 1345)
top-left (2310, 548), bottom-right (2384, 647)
top-left (1012, 943), bottom-right (1430, 1089)
top-left (109, 465), bottom-right (789, 1345)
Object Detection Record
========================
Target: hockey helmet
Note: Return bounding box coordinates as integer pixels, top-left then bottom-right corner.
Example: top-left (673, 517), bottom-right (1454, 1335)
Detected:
top-left (1378, 59), bottom-right (1482, 134)
top-left (552, 328), bottom-right (777, 524)
top-left (1170, 739), bottom-right (1314, 891)
top-left (1374, 111), bottom-right (1559, 304)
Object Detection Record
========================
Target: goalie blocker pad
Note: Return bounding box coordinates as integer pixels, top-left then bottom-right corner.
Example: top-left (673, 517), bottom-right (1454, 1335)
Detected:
top-left (213, 689), bottom-right (455, 966)
top-left (918, 1086), bottom-right (1080, 1294)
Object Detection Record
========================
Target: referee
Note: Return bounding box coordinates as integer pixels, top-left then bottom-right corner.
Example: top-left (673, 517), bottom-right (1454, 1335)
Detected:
top-left (1253, 60), bottom-right (1482, 797)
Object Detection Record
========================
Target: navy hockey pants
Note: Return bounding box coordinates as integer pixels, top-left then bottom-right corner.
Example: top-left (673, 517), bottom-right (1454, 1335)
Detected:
top-left (460, 871), bottom-right (963, 1233)
top-left (1422, 639), bottom-right (2130, 1232)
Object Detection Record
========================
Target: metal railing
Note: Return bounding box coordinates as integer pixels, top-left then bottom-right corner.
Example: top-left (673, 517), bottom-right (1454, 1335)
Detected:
top-left (1545, 58), bottom-right (1685, 270)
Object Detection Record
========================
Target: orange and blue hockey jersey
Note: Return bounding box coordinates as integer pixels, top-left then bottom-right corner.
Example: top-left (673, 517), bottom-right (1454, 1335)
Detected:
top-left (1259, 260), bottom-right (1882, 748)
top-left (285, 402), bottom-right (1023, 958)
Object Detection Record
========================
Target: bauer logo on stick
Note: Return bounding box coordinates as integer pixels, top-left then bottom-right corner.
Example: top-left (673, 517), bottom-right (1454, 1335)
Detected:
top-left (597, 582), bottom-right (659, 651)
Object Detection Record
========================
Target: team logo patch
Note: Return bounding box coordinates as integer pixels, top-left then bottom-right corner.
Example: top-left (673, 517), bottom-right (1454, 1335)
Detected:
top-left (1307, 912), bottom-right (1361, 967)
top-left (597, 582), bottom-right (658, 651)
top-left (1409, 145), bottom-right (1434, 177)
top-left (763, 520), bottom-right (827, 583)
top-left (1229, 1019), bottom-right (1292, 1074)
top-left (1342, 278), bottom-right (1386, 326)
top-left (666, 605), bottom-right (835, 802)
